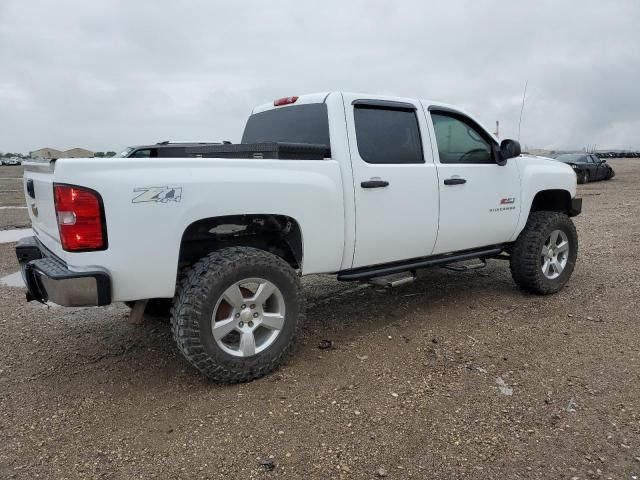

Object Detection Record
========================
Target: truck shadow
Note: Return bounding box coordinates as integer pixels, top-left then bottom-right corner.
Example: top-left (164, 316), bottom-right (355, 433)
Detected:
top-left (26, 260), bottom-right (525, 391)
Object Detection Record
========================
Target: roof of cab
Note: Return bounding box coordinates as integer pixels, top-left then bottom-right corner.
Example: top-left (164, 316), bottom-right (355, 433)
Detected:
top-left (251, 92), bottom-right (497, 143)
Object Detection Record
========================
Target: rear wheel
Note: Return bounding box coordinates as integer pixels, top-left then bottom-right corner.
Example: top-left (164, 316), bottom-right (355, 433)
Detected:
top-left (171, 247), bottom-right (304, 383)
top-left (510, 211), bottom-right (578, 294)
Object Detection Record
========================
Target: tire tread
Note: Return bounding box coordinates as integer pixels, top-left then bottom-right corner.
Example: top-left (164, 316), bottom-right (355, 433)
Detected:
top-left (510, 211), bottom-right (578, 295)
top-left (170, 247), bottom-right (305, 383)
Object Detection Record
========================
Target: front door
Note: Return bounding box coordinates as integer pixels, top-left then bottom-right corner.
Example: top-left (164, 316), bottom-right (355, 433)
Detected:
top-left (343, 94), bottom-right (440, 268)
top-left (588, 155), bottom-right (605, 180)
top-left (426, 107), bottom-right (521, 254)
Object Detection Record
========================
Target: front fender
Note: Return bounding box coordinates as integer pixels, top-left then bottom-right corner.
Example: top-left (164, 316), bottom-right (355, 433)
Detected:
top-left (511, 156), bottom-right (577, 241)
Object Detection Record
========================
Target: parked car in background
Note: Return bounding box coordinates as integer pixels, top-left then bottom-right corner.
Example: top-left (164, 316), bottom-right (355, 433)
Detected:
top-left (4, 157), bottom-right (22, 166)
top-left (117, 141), bottom-right (231, 158)
top-left (555, 153), bottom-right (615, 184)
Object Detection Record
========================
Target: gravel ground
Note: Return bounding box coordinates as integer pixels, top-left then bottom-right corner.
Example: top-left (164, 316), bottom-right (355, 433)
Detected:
top-left (0, 166), bottom-right (30, 228)
top-left (1, 159), bottom-right (639, 479)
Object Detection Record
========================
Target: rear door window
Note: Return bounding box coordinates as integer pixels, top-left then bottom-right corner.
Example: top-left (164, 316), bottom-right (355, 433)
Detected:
top-left (157, 147), bottom-right (186, 158)
top-left (353, 106), bottom-right (424, 164)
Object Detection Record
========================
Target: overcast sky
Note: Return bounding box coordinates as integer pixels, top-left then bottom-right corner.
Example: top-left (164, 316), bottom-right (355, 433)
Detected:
top-left (1, 0), bottom-right (638, 153)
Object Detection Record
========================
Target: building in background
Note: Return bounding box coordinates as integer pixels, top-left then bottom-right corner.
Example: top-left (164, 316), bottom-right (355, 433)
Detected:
top-left (29, 148), bottom-right (64, 159)
top-left (62, 147), bottom-right (94, 158)
top-left (29, 147), bottom-right (94, 159)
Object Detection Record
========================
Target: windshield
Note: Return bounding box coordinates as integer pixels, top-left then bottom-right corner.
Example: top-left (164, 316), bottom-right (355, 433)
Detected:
top-left (116, 147), bottom-right (135, 158)
top-left (555, 154), bottom-right (584, 163)
top-left (241, 103), bottom-right (331, 148)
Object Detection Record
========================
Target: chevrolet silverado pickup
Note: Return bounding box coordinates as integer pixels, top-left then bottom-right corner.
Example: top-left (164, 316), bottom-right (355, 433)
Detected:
top-left (17, 92), bottom-right (582, 382)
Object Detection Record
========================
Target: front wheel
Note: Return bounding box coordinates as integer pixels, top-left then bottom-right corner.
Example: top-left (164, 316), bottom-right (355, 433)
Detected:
top-left (578, 171), bottom-right (589, 184)
top-left (510, 211), bottom-right (578, 294)
top-left (171, 247), bottom-right (305, 383)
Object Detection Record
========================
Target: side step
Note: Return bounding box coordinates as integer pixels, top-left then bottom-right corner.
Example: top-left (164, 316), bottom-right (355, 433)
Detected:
top-left (368, 271), bottom-right (416, 288)
top-left (337, 245), bottom-right (505, 281)
top-left (441, 259), bottom-right (487, 272)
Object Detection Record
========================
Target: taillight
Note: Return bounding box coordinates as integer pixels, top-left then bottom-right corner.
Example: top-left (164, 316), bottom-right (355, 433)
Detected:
top-left (273, 96), bottom-right (298, 106)
top-left (54, 184), bottom-right (107, 251)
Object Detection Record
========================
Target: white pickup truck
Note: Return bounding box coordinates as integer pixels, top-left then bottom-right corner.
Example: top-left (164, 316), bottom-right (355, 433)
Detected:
top-left (17, 92), bottom-right (581, 382)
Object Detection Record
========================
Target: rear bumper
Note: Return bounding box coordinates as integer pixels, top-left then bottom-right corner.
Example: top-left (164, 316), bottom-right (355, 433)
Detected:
top-left (569, 197), bottom-right (582, 217)
top-left (15, 236), bottom-right (111, 306)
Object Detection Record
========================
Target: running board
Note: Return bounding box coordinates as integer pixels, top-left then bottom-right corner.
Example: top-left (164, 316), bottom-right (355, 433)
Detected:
top-left (368, 271), bottom-right (416, 288)
top-left (337, 245), bottom-right (505, 281)
top-left (441, 259), bottom-right (487, 272)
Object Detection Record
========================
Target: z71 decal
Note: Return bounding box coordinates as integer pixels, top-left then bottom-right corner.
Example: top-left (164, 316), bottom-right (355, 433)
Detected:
top-left (132, 186), bottom-right (182, 204)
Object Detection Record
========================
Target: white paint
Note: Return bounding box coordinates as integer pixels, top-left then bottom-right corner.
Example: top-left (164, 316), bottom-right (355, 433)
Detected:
top-left (0, 228), bottom-right (32, 244)
top-left (20, 91), bottom-right (577, 303)
top-left (0, 177), bottom-right (23, 180)
top-left (496, 377), bottom-right (513, 396)
top-left (0, 206), bottom-right (27, 209)
top-left (0, 271), bottom-right (24, 287)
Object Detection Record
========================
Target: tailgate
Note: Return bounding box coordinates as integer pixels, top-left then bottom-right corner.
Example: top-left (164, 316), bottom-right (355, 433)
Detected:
top-left (22, 160), bottom-right (60, 247)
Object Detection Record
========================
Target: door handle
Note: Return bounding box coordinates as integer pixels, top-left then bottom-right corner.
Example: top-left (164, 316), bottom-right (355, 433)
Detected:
top-left (361, 179), bottom-right (390, 188)
top-left (443, 178), bottom-right (467, 185)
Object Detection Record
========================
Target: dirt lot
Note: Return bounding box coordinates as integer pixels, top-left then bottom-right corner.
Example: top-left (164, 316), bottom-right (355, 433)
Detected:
top-left (1, 160), bottom-right (639, 479)
top-left (0, 166), bottom-right (30, 229)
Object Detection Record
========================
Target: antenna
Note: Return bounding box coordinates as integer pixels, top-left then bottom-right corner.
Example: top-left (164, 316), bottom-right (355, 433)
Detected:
top-left (518, 80), bottom-right (528, 142)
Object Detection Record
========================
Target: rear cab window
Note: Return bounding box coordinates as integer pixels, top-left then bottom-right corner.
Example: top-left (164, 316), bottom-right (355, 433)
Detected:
top-left (241, 103), bottom-right (331, 153)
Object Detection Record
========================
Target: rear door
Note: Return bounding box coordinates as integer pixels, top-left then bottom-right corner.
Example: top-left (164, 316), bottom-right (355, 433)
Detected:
top-left (426, 107), bottom-right (521, 254)
top-left (342, 94), bottom-right (440, 268)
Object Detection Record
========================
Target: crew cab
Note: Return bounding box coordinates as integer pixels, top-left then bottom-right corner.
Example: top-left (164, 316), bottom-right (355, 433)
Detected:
top-left (17, 92), bottom-right (581, 383)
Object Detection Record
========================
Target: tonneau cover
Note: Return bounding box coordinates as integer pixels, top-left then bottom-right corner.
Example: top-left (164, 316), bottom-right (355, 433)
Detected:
top-left (184, 142), bottom-right (330, 160)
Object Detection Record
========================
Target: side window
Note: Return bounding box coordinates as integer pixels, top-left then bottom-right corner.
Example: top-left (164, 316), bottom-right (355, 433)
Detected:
top-left (431, 113), bottom-right (493, 164)
top-left (158, 147), bottom-right (186, 158)
top-left (130, 149), bottom-right (151, 158)
top-left (354, 106), bottom-right (424, 164)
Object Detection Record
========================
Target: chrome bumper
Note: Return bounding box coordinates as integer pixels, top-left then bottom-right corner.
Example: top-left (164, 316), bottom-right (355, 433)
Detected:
top-left (16, 236), bottom-right (111, 307)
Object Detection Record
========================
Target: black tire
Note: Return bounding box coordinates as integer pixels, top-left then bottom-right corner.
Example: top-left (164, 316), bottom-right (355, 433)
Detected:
top-left (510, 211), bottom-right (578, 295)
top-left (170, 247), bottom-right (305, 383)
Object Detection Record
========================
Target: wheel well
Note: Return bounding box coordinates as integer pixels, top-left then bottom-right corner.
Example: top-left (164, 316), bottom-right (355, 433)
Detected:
top-left (178, 214), bottom-right (303, 269)
top-left (530, 190), bottom-right (572, 215)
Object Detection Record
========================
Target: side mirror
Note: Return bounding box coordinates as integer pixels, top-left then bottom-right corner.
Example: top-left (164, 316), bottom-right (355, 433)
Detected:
top-left (498, 139), bottom-right (521, 165)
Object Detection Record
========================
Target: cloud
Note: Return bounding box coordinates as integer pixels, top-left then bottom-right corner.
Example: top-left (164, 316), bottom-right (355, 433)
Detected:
top-left (1, 0), bottom-right (639, 152)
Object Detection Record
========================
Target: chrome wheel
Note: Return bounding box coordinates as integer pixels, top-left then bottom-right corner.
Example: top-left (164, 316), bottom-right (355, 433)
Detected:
top-left (540, 229), bottom-right (569, 280)
top-left (212, 278), bottom-right (286, 357)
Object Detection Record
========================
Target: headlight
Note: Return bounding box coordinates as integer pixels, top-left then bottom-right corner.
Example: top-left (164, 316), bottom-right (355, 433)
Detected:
top-left (571, 164), bottom-right (579, 169)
